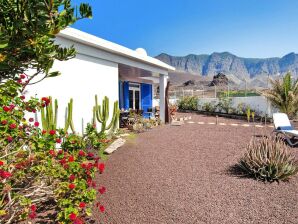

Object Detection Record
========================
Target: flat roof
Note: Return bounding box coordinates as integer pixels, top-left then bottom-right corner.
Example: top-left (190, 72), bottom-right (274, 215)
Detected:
top-left (58, 28), bottom-right (175, 71)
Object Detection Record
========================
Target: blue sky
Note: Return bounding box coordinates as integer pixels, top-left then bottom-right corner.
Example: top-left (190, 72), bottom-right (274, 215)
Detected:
top-left (72, 0), bottom-right (298, 58)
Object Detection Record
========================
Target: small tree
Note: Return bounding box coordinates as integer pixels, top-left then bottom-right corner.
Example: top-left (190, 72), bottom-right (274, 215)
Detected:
top-left (0, 0), bottom-right (92, 85)
top-left (263, 72), bottom-right (298, 118)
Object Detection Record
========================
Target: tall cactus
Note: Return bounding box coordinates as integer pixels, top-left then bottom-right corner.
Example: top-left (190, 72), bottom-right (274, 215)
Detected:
top-left (64, 98), bottom-right (75, 133)
top-left (93, 95), bottom-right (119, 133)
top-left (41, 97), bottom-right (58, 131)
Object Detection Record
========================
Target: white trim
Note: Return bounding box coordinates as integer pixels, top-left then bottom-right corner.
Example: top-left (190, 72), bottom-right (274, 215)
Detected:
top-left (58, 28), bottom-right (175, 72)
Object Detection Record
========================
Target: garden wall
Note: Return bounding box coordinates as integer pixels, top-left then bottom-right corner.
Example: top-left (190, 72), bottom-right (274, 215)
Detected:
top-left (154, 96), bottom-right (277, 117)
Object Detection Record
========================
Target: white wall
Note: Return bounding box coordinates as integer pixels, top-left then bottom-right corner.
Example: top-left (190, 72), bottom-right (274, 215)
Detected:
top-left (26, 53), bottom-right (119, 134)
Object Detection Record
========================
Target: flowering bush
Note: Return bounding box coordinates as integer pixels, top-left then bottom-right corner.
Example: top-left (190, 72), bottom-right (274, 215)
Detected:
top-left (0, 80), bottom-right (106, 223)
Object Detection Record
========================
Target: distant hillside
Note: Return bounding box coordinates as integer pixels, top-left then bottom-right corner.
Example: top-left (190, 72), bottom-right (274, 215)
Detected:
top-left (156, 52), bottom-right (298, 80)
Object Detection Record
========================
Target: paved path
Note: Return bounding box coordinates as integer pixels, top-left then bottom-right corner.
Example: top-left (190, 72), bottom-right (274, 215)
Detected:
top-left (95, 114), bottom-right (298, 224)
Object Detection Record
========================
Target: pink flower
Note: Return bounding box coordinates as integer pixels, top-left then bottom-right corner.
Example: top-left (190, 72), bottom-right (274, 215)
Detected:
top-left (49, 150), bottom-right (55, 156)
top-left (7, 136), bottom-right (13, 142)
top-left (69, 183), bottom-right (75, 189)
top-left (69, 213), bottom-right (77, 221)
top-left (20, 74), bottom-right (26, 79)
top-left (98, 163), bottom-right (105, 173)
top-left (69, 174), bottom-right (75, 181)
top-left (28, 212), bottom-right (36, 219)
top-left (99, 205), bottom-right (105, 212)
top-left (34, 122), bottom-right (39, 127)
top-left (79, 202), bottom-right (86, 208)
top-left (3, 106), bottom-right (10, 112)
top-left (68, 156), bottom-right (75, 162)
top-left (56, 138), bottom-right (62, 144)
top-left (49, 130), bottom-right (56, 135)
top-left (9, 123), bottom-right (17, 129)
top-left (98, 186), bottom-right (106, 194)
top-left (30, 204), bottom-right (37, 212)
top-left (78, 150), bottom-right (85, 157)
top-left (0, 171), bottom-right (12, 179)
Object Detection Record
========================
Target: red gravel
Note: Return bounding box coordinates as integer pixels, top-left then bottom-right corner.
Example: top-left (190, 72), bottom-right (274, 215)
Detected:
top-left (94, 113), bottom-right (298, 224)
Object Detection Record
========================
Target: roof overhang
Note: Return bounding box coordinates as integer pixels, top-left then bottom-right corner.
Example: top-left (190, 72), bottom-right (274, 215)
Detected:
top-left (57, 28), bottom-right (175, 73)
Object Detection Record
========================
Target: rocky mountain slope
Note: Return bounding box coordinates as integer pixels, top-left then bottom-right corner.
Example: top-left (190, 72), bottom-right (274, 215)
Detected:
top-left (156, 52), bottom-right (298, 80)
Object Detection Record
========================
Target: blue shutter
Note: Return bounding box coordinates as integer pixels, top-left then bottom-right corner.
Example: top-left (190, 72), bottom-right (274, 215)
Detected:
top-left (123, 81), bottom-right (130, 110)
top-left (141, 83), bottom-right (152, 118)
top-left (119, 81), bottom-right (123, 109)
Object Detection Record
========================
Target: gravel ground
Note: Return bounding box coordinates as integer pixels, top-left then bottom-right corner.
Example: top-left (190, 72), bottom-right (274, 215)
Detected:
top-left (94, 113), bottom-right (298, 224)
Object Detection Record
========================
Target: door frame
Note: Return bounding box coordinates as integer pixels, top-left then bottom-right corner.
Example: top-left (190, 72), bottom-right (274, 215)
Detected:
top-left (129, 82), bottom-right (141, 110)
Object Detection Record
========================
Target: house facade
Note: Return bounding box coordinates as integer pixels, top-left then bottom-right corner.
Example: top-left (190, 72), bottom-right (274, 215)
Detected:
top-left (27, 28), bottom-right (175, 133)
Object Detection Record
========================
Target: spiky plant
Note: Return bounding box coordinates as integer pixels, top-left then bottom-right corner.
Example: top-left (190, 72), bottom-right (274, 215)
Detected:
top-left (263, 72), bottom-right (298, 118)
top-left (239, 136), bottom-right (298, 182)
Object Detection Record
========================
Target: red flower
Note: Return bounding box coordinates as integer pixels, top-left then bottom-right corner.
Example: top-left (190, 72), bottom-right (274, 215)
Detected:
top-left (87, 152), bottom-right (94, 158)
top-left (49, 130), bottom-right (56, 135)
top-left (81, 163), bottom-right (87, 169)
top-left (98, 163), bottom-right (105, 173)
top-left (69, 213), bottom-right (77, 221)
top-left (79, 202), bottom-right (86, 208)
top-left (9, 104), bottom-right (15, 110)
top-left (20, 74), bottom-right (26, 79)
top-left (3, 106), bottom-right (10, 112)
top-left (73, 217), bottom-right (84, 224)
top-left (20, 95), bottom-right (25, 100)
top-left (49, 150), bottom-right (55, 156)
top-left (28, 212), bottom-right (36, 219)
top-left (98, 186), bottom-right (106, 194)
top-left (1, 171), bottom-right (12, 179)
top-left (34, 122), bottom-right (39, 127)
top-left (42, 130), bottom-right (47, 135)
top-left (30, 204), bottom-right (37, 212)
top-left (69, 183), bottom-right (75, 189)
top-left (9, 123), bottom-right (17, 129)
top-left (78, 150), bottom-right (85, 157)
top-left (1, 120), bottom-right (7, 125)
top-left (99, 205), bottom-right (105, 213)
top-left (56, 138), bottom-right (62, 144)
top-left (29, 118), bottom-right (34, 122)
top-left (68, 156), bottom-right (75, 162)
top-left (0, 161), bottom-right (3, 166)
top-left (69, 174), bottom-right (75, 181)
top-left (7, 136), bottom-right (13, 142)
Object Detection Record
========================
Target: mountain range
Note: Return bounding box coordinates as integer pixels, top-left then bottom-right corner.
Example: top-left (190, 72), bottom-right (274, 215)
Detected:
top-left (156, 52), bottom-right (298, 87)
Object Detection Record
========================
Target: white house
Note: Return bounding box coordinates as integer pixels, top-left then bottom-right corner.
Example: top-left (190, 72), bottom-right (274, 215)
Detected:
top-left (27, 28), bottom-right (175, 132)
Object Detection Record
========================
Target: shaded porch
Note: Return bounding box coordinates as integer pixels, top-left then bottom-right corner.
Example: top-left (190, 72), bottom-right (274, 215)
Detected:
top-left (118, 63), bottom-right (168, 122)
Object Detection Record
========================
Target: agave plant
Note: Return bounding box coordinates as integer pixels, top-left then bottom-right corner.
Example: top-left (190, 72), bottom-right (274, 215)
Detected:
top-left (239, 136), bottom-right (298, 182)
top-left (263, 72), bottom-right (298, 118)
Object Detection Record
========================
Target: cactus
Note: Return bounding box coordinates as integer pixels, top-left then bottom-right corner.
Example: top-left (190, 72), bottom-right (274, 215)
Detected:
top-left (93, 95), bottom-right (120, 134)
top-left (41, 97), bottom-right (58, 131)
top-left (246, 107), bottom-right (251, 123)
top-left (251, 111), bottom-right (255, 123)
top-left (64, 98), bottom-right (75, 133)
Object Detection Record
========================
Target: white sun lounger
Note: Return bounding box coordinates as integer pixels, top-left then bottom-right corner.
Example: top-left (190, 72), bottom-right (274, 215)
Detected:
top-left (272, 113), bottom-right (298, 146)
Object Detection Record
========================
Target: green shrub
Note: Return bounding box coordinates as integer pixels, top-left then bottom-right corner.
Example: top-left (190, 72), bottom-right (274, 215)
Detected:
top-left (178, 96), bottom-right (198, 111)
top-left (217, 97), bottom-right (232, 113)
top-left (202, 102), bottom-right (216, 112)
top-left (239, 137), bottom-right (298, 182)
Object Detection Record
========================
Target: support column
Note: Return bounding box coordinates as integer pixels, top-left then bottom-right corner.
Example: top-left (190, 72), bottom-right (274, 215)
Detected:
top-left (159, 73), bottom-right (168, 123)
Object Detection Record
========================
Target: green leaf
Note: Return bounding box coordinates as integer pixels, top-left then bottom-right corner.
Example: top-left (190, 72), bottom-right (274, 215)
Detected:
top-left (47, 71), bottom-right (61, 78)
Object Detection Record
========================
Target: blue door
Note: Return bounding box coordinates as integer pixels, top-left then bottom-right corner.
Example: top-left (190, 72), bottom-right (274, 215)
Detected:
top-left (141, 83), bottom-right (152, 118)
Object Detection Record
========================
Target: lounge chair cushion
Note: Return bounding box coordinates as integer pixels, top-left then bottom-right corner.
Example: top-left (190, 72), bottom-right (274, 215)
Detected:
top-left (277, 126), bottom-right (293, 131)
